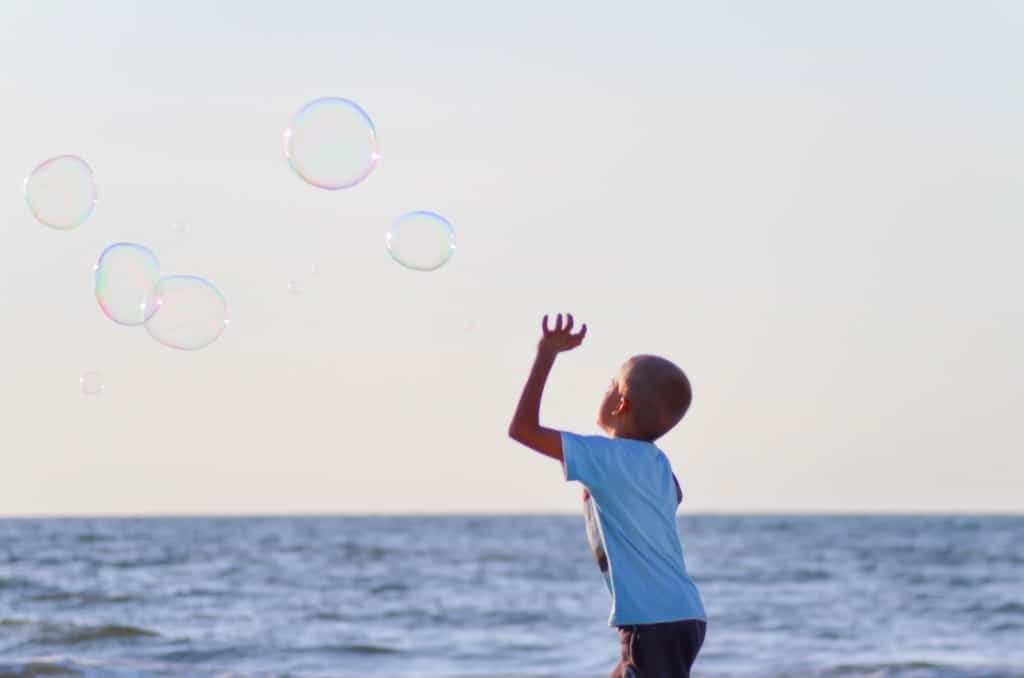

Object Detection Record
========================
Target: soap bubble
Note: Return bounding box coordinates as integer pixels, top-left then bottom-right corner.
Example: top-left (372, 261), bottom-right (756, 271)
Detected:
top-left (144, 275), bottom-right (228, 350)
top-left (284, 97), bottom-right (379, 190)
top-left (386, 211), bottom-right (456, 271)
top-left (24, 155), bottom-right (97, 229)
top-left (95, 243), bottom-right (162, 326)
top-left (80, 371), bottom-right (104, 395)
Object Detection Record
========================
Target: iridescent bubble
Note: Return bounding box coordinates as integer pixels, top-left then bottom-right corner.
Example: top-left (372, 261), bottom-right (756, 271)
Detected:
top-left (386, 211), bottom-right (456, 271)
top-left (80, 371), bottom-right (104, 395)
top-left (94, 243), bottom-right (162, 326)
top-left (284, 97), bottom-right (379, 190)
top-left (24, 155), bottom-right (97, 230)
top-left (144, 275), bottom-right (228, 351)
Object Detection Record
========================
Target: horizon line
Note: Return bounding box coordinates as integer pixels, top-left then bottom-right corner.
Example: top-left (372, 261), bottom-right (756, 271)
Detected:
top-left (1, 509), bottom-right (1022, 520)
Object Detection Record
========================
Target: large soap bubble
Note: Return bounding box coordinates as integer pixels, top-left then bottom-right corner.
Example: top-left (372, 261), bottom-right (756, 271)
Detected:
top-left (94, 243), bottom-right (162, 326)
top-left (284, 97), bottom-right (379, 190)
top-left (144, 275), bottom-right (228, 350)
top-left (24, 155), bottom-right (97, 229)
top-left (386, 211), bottom-right (456, 271)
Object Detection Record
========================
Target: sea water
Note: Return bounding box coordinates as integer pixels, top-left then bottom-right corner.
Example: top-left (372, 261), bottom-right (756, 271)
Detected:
top-left (1, 516), bottom-right (1022, 677)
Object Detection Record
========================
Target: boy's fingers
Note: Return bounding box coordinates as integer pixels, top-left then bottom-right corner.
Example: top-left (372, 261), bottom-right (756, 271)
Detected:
top-left (577, 324), bottom-right (588, 340)
top-left (565, 314), bottom-right (574, 332)
top-left (554, 314), bottom-right (563, 332)
top-left (542, 315), bottom-right (550, 334)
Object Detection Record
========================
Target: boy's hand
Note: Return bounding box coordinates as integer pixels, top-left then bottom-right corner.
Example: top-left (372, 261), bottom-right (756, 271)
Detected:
top-left (538, 313), bottom-right (587, 357)
top-left (509, 313), bottom-right (586, 462)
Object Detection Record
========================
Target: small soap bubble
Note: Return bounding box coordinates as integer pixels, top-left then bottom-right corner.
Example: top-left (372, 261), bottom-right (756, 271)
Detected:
top-left (94, 243), bottom-right (162, 326)
top-left (80, 371), bottom-right (104, 395)
top-left (386, 211), bottom-right (456, 271)
top-left (24, 155), bottom-right (97, 230)
top-left (144, 275), bottom-right (229, 351)
top-left (284, 97), bottom-right (379, 190)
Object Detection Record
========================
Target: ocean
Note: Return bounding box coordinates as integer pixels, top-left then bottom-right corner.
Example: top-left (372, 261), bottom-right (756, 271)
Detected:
top-left (1, 516), bottom-right (1021, 677)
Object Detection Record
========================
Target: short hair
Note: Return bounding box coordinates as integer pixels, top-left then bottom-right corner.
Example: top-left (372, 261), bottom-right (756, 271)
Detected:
top-left (621, 355), bottom-right (692, 441)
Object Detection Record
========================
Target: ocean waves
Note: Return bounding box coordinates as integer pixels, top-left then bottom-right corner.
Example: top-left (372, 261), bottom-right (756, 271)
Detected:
top-left (0, 515), bottom-right (1022, 676)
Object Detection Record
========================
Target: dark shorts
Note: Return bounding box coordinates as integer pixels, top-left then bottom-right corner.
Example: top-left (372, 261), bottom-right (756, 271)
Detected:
top-left (610, 619), bottom-right (706, 678)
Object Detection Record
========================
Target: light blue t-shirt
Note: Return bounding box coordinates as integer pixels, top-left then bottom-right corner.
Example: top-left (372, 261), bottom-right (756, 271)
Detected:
top-left (561, 431), bottom-right (706, 626)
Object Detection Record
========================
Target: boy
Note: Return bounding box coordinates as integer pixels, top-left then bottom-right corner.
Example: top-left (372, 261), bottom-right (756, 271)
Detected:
top-left (508, 314), bottom-right (706, 678)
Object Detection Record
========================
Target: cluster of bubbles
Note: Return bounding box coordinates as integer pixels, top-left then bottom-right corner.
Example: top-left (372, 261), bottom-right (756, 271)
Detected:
top-left (283, 97), bottom-right (457, 271)
top-left (95, 243), bottom-right (229, 351)
top-left (26, 95), bottom-right (454, 395)
top-left (74, 242), bottom-right (228, 397)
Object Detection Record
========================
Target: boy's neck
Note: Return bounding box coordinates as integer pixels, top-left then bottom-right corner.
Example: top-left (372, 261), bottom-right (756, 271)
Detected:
top-left (604, 425), bottom-right (656, 443)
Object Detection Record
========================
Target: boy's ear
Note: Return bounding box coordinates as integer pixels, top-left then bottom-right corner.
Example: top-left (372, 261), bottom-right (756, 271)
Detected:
top-left (613, 396), bottom-right (629, 416)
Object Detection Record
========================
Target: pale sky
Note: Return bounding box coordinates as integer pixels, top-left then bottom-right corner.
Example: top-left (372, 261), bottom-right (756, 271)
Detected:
top-left (1, 1), bottom-right (1021, 515)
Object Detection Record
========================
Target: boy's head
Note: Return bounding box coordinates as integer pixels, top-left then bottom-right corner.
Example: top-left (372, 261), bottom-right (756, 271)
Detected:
top-left (597, 355), bottom-right (692, 442)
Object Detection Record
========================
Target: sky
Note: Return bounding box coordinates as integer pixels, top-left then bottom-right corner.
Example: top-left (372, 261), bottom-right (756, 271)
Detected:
top-left (1, 1), bottom-right (1021, 515)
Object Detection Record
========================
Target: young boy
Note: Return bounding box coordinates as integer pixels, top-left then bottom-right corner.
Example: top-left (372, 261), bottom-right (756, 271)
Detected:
top-left (508, 314), bottom-right (706, 678)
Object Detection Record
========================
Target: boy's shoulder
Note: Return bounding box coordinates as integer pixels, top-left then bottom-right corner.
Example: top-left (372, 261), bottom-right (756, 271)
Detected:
top-left (562, 431), bottom-right (668, 468)
top-left (563, 432), bottom-right (683, 503)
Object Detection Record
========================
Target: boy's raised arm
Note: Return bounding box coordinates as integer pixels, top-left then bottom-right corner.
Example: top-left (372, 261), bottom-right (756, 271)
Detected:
top-left (508, 314), bottom-right (587, 462)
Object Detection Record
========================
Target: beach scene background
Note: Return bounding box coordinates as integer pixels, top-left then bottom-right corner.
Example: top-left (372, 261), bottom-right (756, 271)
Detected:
top-left (2, 2), bottom-right (1022, 676)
